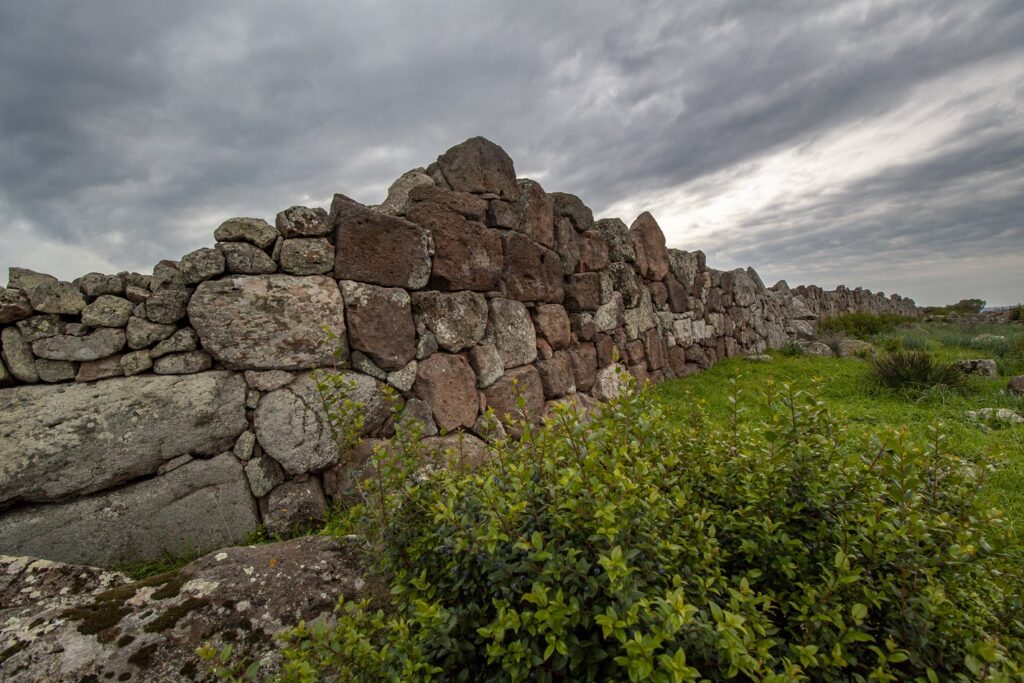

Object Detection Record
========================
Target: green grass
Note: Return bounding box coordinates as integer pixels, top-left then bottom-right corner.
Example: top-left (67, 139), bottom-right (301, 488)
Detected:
top-left (654, 324), bottom-right (1024, 533)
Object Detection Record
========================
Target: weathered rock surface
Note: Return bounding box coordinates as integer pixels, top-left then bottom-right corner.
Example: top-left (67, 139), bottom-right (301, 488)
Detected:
top-left (30, 327), bottom-right (125, 362)
top-left (7, 267), bottom-right (57, 292)
top-left (35, 359), bottom-right (76, 383)
top-left (0, 372), bottom-right (246, 505)
top-left (75, 272), bottom-right (125, 298)
top-left (954, 358), bottom-right (998, 377)
top-left (333, 196), bottom-right (432, 289)
top-left (27, 280), bottom-right (86, 315)
top-left (126, 316), bottom-right (176, 349)
top-left (254, 374), bottom-right (339, 475)
top-left (514, 179), bottom-right (555, 248)
top-left (262, 479), bottom-right (328, 537)
top-left (375, 169), bottom-right (435, 216)
top-left (153, 350), bottom-right (213, 375)
top-left (629, 212), bottom-right (669, 281)
top-left (145, 288), bottom-right (191, 324)
top-left (276, 205), bottom-right (332, 238)
top-left (486, 298), bottom-right (536, 370)
top-left (435, 136), bottom-right (519, 199)
top-left (220, 241), bottom-right (279, 274)
top-left (1, 327), bottom-right (38, 383)
top-left (279, 238), bottom-right (335, 276)
top-left (532, 304), bottom-right (571, 350)
top-left (0, 287), bottom-right (32, 323)
top-left (214, 217), bottom-right (278, 250)
top-left (501, 231), bottom-right (564, 303)
top-left (179, 247), bottom-right (225, 285)
top-left (189, 275), bottom-right (347, 370)
top-left (483, 365), bottom-right (545, 433)
top-left (408, 197), bottom-right (504, 292)
top-left (81, 294), bottom-right (134, 328)
top-left (0, 536), bottom-right (375, 682)
top-left (411, 290), bottom-right (488, 352)
top-left (414, 353), bottom-right (479, 431)
top-left (1008, 376), bottom-right (1024, 395)
top-left (469, 342), bottom-right (504, 388)
top-left (340, 281), bottom-right (416, 371)
top-left (835, 339), bottom-right (875, 358)
top-left (0, 453), bottom-right (257, 566)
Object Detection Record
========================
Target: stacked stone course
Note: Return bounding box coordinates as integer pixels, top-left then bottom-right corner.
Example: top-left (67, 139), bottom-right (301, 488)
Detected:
top-left (0, 136), bottom-right (919, 566)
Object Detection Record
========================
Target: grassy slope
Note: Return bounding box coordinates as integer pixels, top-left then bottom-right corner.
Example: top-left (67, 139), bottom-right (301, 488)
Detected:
top-left (654, 323), bottom-right (1024, 533)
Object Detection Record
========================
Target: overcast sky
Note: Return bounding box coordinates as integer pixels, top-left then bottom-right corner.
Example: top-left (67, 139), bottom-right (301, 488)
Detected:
top-left (1, 1), bottom-right (1021, 306)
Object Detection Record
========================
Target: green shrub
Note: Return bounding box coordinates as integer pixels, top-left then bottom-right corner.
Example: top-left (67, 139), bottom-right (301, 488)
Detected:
top-left (1010, 305), bottom-right (1024, 322)
top-left (247, 375), bottom-right (1022, 682)
top-left (778, 341), bottom-right (806, 357)
top-left (870, 350), bottom-right (969, 392)
top-left (817, 312), bottom-right (911, 339)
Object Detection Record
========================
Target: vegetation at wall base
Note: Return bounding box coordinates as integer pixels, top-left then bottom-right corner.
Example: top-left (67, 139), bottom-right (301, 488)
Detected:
top-left (869, 349), bottom-right (968, 392)
top-left (815, 312), bottom-right (912, 339)
top-left (206, 367), bottom-right (1024, 682)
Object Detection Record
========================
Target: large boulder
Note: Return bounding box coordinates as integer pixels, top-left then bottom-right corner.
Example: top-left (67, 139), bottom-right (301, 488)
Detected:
top-left (219, 241), bottom-right (278, 274)
top-left (411, 290), bottom-right (488, 352)
top-left (954, 359), bottom-right (998, 377)
top-left (413, 353), bottom-right (479, 431)
top-left (1, 327), bottom-right (38, 383)
top-left (30, 327), bottom-right (125, 362)
top-left (80, 295), bottom-right (134, 328)
top-left (628, 212), bottom-right (669, 281)
top-left (407, 196), bottom-right (504, 292)
top-left (27, 281), bottom-right (86, 315)
top-left (0, 372), bottom-right (246, 506)
top-left (434, 136), bottom-right (519, 200)
top-left (188, 275), bottom-right (347, 370)
top-left (0, 536), bottom-right (373, 682)
top-left (214, 217), bottom-right (278, 250)
top-left (487, 298), bottom-right (537, 368)
top-left (279, 238), bottom-right (335, 276)
top-left (0, 453), bottom-right (257, 567)
top-left (332, 195), bottom-right (432, 289)
top-left (254, 373), bottom-right (385, 475)
top-left (501, 231), bottom-right (564, 303)
top-left (0, 287), bottom-right (32, 323)
top-left (340, 281), bottom-right (417, 371)
top-left (513, 179), bottom-right (555, 249)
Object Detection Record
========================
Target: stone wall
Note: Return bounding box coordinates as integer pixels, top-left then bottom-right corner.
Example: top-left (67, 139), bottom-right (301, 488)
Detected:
top-left (0, 137), bottom-right (919, 566)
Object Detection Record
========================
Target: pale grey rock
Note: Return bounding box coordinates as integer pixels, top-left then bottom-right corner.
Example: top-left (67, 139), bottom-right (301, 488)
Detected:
top-left (80, 294), bottom-right (134, 328)
top-left (0, 287), bottom-right (32, 323)
top-left (245, 387), bottom-right (260, 409)
top-left (1008, 376), bottom-right (1024, 395)
top-left (234, 430), bottom-right (257, 461)
top-left (592, 363), bottom-right (628, 401)
top-left (352, 349), bottom-right (387, 379)
top-left (0, 357), bottom-right (9, 386)
top-left (27, 280), bottom-right (86, 315)
top-left (595, 218), bottom-right (635, 263)
top-left (7, 267), bottom-right (57, 292)
top-left (244, 452), bottom-right (285, 497)
top-left (126, 316), bottom-right (176, 349)
top-left (120, 350), bottom-right (153, 376)
top-left (387, 359), bottom-right (418, 392)
top-left (189, 275), bottom-right (347, 370)
top-left (219, 241), bottom-right (279, 274)
top-left (156, 454), bottom-right (193, 475)
top-left (279, 238), bottom-right (335, 275)
top-left (0, 372), bottom-right (246, 505)
top-left (35, 359), bottom-right (76, 383)
top-left (796, 340), bottom-right (834, 357)
top-left (374, 168), bottom-right (434, 216)
top-left (396, 397), bottom-right (438, 437)
top-left (472, 411), bottom-right (507, 442)
top-left (1, 327), bottom-right (38, 383)
top-left (966, 408), bottom-right (1024, 425)
top-left (15, 314), bottom-right (63, 342)
top-left (0, 453), bottom-right (258, 566)
top-left (145, 288), bottom-right (190, 324)
top-left (151, 260), bottom-right (187, 290)
top-left (262, 479), bottom-right (327, 536)
top-left (214, 217), bottom-right (278, 250)
top-left (594, 291), bottom-right (625, 332)
top-left (276, 205), bottom-right (332, 237)
top-left (152, 350), bottom-right (213, 375)
top-left (271, 235), bottom-right (284, 261)
top-left (624, 289), bottom-right (656, 340)
top-left (64, 322), bottom-right (90, 336)
top-left (255, 373), bottom-right (378, 475)
top-left (954, 359), bottom-right (998, 377)
top-left (75, 355), bottom-right (124, 382)
top-left (30, 327), bottom-right (125, 362)
top-left (150, 327), bottom-right (198, 358)
top-left (178, 246), bottom-right (226, 284)
top-left (243, 369), bottom-right (295, 391)
top-left (417, 330), bottom-right (438, 360)
top-left (744, 354), bottom-right (773, 363)
top-left (835, 339), bottom-right (875, 358)
top-left (487, 298), bottom-right (537, 369)
top-left (412, 290), bottom-right (488, 352)
top-left (468, 342), bottom-right (504, 388)
top-left (74, 272), bottom-right (125, 298)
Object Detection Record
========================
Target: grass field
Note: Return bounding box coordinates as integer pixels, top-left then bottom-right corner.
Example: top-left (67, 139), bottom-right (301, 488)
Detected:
top-left (654, 320), bottom-right (1024, 533)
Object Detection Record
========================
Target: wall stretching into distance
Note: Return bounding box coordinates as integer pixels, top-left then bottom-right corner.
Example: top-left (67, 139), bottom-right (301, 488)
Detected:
top-left (0, 137), bottom-right (919, 566)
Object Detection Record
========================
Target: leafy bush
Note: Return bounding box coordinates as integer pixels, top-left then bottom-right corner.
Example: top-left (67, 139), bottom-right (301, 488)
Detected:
top-left (1010, 305), bottom-right (1024, 322)
top-left (778, 341), bottom-right (806, 357)
top-left (870, 350), bottom-right (968, 392)
top-left (817, 312), bottom-right (911, 339)
top-left (253, 375), bottom-right (1022, 682)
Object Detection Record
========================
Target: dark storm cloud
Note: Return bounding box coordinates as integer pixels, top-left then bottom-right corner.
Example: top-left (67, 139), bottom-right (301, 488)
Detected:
top-left (0, 0), bottom-right (1021, 303)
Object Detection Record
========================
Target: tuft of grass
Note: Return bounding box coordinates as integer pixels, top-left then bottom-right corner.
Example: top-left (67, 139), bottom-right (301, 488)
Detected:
top-left (869, 349), bottom-right (968, 392)
top-left (118, 549), bottom-right (201, 580)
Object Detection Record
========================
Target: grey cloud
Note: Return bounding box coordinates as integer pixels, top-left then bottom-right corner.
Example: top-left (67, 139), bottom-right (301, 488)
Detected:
top-left (0, 0), bottom-right (1022, 304)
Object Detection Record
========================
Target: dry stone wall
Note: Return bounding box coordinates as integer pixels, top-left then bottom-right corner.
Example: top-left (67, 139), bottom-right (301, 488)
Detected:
top-left (0, 136), bottom-right (919, 566)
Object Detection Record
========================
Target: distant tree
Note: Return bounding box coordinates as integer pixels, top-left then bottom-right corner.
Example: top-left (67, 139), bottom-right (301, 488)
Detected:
top-left (948, 298), bottom-right (986, 315)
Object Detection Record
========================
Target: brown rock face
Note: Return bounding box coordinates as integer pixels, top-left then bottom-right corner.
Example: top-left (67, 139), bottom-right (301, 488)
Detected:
top-left (414, 353), bottom-right (479, 431)
top-left (501, 231), bottom-right (564, 303)
top-left (578, 230), bottom-right (610, 272)
top-left (408, 198), bottom-right (504, 292)
top-left (629, 212), bottom-right (669, 281)
top-left (536, 350), bottom-right (576, 399)
top-left (643, 328), bottom-right (667, 371)
top-left (564, 272), bottom-right (601, 311)
top-left (551, 192), bottom-right (595, 232)
top-left (332, 195), bottom-right (432, 289)
top-left (188, 275), bottom-right (347, 370)
top-left (408, 185), bottom-right (489, 220)
top-left (532, 304), bottom-right (571, 350)
top-left (483, 365), bottom-right (545, 434)
top-left (568, 343), bottom-right (598, 392)
top-left (514, 179), bottom-right (555, 249)
top-left (435, 136), bottom-right (520, 200)
top-left (340, 281), bottom-right (417, 371)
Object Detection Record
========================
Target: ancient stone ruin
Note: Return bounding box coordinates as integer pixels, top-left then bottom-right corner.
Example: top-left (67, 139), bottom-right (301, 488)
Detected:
top-left (0, 137), bottom-right (919, 567)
